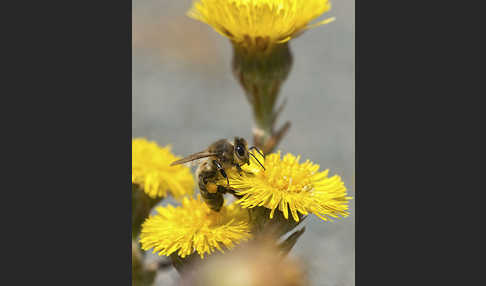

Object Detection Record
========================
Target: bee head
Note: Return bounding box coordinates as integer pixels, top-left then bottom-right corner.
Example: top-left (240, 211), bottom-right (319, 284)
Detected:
top-left (233, 137), bottom-right (250, 165)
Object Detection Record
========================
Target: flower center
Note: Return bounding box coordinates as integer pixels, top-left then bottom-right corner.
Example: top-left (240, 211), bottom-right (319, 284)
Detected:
top-left (262, 162), bottom-right (313, 193)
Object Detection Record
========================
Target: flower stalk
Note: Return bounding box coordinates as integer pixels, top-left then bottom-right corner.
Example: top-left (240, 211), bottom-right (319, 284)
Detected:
top-left (132, 241), bottom-right (157, 286)
top-left (247, 205), bottom-right (306, 237)
top-left (132, 184), bottom-right (161, 239)
top-left (248, 206), bottom-right (307, 255)
top-left (232, 42), bottom-right (292, 153)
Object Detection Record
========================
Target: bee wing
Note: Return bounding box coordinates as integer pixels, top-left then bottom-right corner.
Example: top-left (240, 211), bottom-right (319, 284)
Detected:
top-left (170, 151), bottom-right (217, 166)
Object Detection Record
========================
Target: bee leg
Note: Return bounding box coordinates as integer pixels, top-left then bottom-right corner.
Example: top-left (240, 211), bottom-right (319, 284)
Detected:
top-left (223, 186), bottom-right (243, 199)
top-left (213, 160), bottom-right (229, 186)
top-left (236, 164), bottom-right (243, 176)
top-left (222, 170), bottom-right (229, 186)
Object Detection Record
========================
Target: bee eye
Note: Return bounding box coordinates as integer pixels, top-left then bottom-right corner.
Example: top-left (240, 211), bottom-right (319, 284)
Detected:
top-left (236, 146), bottom-right (245, 157)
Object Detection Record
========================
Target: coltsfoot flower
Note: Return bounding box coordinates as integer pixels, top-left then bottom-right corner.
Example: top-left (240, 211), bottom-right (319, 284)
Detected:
top-left (220, 151), bottom-right (352, 222)
top-left (140, 195), bottom-right (252, 258)
top-left (188, 0), bottom-right (335, 51)
top-left (132, 138), bottom-right (195, 199)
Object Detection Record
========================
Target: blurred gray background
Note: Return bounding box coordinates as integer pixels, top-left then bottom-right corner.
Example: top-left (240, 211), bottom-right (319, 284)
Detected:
top-left (133, 0), bottom-right (354, 285)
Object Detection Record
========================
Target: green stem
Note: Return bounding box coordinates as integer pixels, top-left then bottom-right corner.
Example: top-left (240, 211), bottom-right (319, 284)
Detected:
top-left (232, 42), bottom-right (293, 152)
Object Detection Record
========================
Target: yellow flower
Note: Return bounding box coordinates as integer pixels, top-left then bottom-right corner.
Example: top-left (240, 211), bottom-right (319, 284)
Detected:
top-left (132, 138), bottom-right (195, 199)
top-left (188, 0), bottom-right (335, 50)
top-left (140, 195), bottom-right (251, 258)
top-left (220, 151), bottom-right (351, 222)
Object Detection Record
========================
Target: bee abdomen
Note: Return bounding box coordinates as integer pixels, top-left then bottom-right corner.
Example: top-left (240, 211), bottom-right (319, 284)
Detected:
top-left (200, 189), bottom-right (224, 212)
top-left (197, 160), bottom-right (224, 211)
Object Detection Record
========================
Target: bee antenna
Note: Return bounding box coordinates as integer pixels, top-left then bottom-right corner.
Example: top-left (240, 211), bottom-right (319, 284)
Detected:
top-left (248, 146), bottom-right (265, 158)
top-left (249, 152), bottom-right (265, 170)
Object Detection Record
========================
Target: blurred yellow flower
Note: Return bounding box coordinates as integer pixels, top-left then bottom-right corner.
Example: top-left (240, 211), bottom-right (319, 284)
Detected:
top-left (188, 0), bottom-right (334, 50)
top-left (220, 151), bottom-right (351, 222)
top-left (140, 195), bottom-right (251, 258)
top-left (132, 138), bottom-right (195, 199)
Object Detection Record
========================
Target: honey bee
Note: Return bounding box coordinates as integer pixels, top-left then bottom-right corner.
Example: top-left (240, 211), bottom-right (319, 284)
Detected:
top-left (171, 137), bottom-right (265, 211)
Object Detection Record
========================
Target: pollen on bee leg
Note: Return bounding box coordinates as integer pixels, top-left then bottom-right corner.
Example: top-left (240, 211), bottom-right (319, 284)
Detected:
top-left (207, 182), bottom-right (218, 193)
